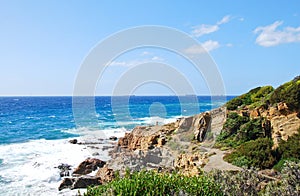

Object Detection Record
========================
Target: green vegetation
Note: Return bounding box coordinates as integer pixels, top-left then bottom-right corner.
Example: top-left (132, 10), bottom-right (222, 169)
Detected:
top-left (262, 161), bottom-right (300, 195)
top-left (84, 170), bottom-right (222, 196)
top-left (270, 76), bottom-right (300, 111)
top-left (84, 161), bottom-right (300, 196)
top-left (226, 86), bottom-right (274, 110)
top-left (224, 138), bottom-right (277, 169)
top-left (216, 112), bottom-right (266, 148)
top-left (218, 76), bottom-right (300, 170)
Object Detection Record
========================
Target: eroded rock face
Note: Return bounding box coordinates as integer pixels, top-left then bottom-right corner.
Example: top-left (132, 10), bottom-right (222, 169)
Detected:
top-left (229, 102), bottom-right (300, 148)
top-left (271, 112), bottom-right (300, 148)
top-left (73, 158), bottom-right (106, 175)
top-left (193, 112), bottom-right (211, 142)
top-left (118, 112), bottom-right (213, 152)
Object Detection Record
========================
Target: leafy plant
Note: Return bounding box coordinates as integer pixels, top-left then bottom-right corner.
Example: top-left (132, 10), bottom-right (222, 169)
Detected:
top-left (85, 170), bottom-right (222, 196)
top-left (224, 138), bottom-right (277, 169)
top-left (270, 76), bottom-right (300, 111)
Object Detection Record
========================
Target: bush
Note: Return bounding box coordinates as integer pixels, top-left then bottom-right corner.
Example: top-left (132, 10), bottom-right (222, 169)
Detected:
top-left (226, 97), bottom-right (243, 110)
top-left (278, 128), bottom-right (300, 160)
top-left (236, 118), bottom-right (264, 142)
top-left (270, 76), bottom-right (300, 111)
top-left (85, 170), bottom-right (222, 196)
top-left (224, 138), bottom-right (277, 169)
top-left (263, 161), bottom-right (300, 195)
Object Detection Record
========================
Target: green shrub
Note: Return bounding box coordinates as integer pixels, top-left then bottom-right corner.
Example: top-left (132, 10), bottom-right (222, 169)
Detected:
top-left (224, 138), bottom-right (277, 169)
top-left (250, 86), bottom-right (274, 102)
top-left (278, 128), bottom-right (300, 160)
top-left (85, 170), bottom-right (222, 196)
top-left (236, 118), bottom-right (264, 142)
top-left (226, 97), bottom-right (243, 110)
top-left (270, 76), bottom-right (300, 111)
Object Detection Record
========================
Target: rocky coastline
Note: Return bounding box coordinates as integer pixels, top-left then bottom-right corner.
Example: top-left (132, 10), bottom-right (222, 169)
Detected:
top-left (57, 106), bottom-right (242, 191)
top-left (58, 102), bottom-right (300, 193)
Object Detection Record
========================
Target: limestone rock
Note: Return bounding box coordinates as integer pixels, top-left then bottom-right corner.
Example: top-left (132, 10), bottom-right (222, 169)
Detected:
top-left (73, 158), bottom-right (106, 175)
top-left (174, 153), bottom-right (208, 176)
top-left (96, 166), bottom-right (115, 183)
top-left (250, 109), bottom-right (260, 118)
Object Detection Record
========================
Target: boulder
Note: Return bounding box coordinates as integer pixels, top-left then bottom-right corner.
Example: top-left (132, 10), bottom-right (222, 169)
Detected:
top-left (73, 158), bottom-right (106, 175)
top-left (96, 166), bottom-right (115, 182)
top-left (58, 178), bottom-right (74, 191)
top-left (72, 176), bottom-right (101, 189)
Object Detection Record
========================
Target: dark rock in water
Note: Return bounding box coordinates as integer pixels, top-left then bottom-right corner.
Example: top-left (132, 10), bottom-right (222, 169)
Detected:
top-left (58, 178), bottom-right (75, 191)
top-left (92, 152), bottom-right (100, 156)
top-left (72, 176), bottom-right (101, 189)
top-left (58, 176), bottom-right (101, 191)
top-left (56, 164), bottom-right (72, 177)
top-left (69, 139), bottom-right (78, 144)
top-left (109, 136), bottom-right (118, 141)
top-left (73, 158), bottom-right (106, 175)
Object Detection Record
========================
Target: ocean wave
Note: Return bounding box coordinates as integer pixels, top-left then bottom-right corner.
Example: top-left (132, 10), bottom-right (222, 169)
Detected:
top-left (0, 138), bottom-right (92, 195)
top-left (61, 127), bottom-right (127, 139)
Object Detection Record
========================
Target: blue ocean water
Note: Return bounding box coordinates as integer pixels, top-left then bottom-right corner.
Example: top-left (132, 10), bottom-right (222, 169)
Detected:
top-left (0, 96), bottom-right (234, 145)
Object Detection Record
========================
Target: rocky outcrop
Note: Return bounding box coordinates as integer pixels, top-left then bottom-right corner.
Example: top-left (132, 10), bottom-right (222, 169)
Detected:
top-left (118, 111), bottom-right (214, 152)
top-left (73, 158), bottom-right (106, 175)
top-left (232, 102), bottom-right (300, 148)
top-left (271, 112), bottom-right (300, 148)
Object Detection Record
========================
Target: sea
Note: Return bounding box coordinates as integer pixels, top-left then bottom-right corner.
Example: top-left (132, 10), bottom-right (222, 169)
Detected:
top-left (0, 96), bottom-right (233, 195)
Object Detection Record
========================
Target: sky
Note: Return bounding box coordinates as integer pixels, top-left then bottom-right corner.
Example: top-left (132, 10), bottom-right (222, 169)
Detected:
top-left (0, 0), bottom-right (300, 96)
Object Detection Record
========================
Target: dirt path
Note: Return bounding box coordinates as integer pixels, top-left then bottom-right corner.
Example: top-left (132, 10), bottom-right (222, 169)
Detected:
top-left (203, 148), bottom-right (241, 172)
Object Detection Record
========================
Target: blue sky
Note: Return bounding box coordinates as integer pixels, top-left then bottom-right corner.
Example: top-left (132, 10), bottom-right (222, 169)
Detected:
top-left (0, 0), bottom-right (300, 96)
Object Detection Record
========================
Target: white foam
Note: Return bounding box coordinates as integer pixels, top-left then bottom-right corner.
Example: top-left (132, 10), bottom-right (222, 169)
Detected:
top-left (0, 139), bottom-right (92, 195)
top-left (62, 127), bottom-right (127, 139)
top-left (138, 116), bottom-right (182, 125)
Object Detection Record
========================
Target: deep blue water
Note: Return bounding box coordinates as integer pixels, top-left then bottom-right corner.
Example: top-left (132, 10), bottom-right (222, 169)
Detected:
top-left (0, 96), bottom-right (234, 145)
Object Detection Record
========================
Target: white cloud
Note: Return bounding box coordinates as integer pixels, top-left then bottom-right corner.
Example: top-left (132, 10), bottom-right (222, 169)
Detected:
top-left (191, 24), bottom-right (219, 37)
top-left (239, 17), bottom-right (244, 22)
top-left (217, 15), bottom-right (231, 25)
top-left (191, 15), bottom-right (231, 37)
top-left (141, 51), bottom-right (152, 56)
top-left (151, 56), bottom-right (164, 61)
top-left (184, 40), bottom-right (220, 54)
top-left (108, 56), bottom-right (164, 67)
top-left (254, 21), bottom-right (300, 47)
